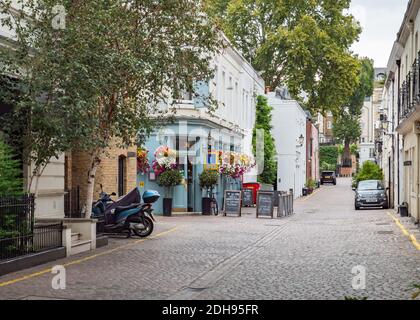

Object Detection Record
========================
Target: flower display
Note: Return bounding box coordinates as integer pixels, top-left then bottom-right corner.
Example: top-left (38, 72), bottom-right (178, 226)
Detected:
top-left (137, 148), bottom-right (150, 174)
top-left (218, 151), bottom-right (255, 179)
top-left (152, 146), bottom-right (177, 176)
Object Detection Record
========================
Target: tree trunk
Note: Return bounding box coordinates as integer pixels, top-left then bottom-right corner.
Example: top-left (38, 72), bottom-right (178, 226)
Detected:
top-left (342, 139), bottom-right (352, 168)
top-left (83, 152), bottom-right (101, 218)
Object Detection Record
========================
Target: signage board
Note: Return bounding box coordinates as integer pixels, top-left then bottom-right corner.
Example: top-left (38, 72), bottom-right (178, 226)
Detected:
top-left (224, 190), bottom-right (242, 217)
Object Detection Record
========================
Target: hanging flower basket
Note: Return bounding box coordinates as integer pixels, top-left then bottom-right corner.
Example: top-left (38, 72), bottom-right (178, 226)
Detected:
top-left (137, 148), bottom-right (150, 174)
top-left (152, 146), bottom-right (177, 176)
top-left (218, 151), bottom-right (256, 179)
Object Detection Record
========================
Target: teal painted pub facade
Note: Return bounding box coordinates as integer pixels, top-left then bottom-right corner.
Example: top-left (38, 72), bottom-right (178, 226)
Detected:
top-left (138, 119), bottom-right (243, 215)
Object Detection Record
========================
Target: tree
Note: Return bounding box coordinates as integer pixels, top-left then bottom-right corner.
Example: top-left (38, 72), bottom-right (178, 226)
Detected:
top-left (319, 146), bottom-right (338, 171)
top-left (333, 58), bottom-right (374, 167)
top-left (0, 136), bottom-right (22, 195)
top-left (0, 0), bottom-right (220, 215)
top-left (205, 0), bottom-right (361, 114)
top-left (353, 161), bottom-right (384, 186)
top-left (252, 95), bottom-right (277, 185)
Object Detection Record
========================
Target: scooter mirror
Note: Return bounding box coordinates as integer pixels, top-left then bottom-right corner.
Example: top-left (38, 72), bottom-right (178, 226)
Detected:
top-left (111, 192), bottom-right (117, 196)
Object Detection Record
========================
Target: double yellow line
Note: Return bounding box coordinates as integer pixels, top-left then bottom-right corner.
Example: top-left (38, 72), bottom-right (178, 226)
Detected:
top-left (0, 227), bottom-right (179, 288)
top-left (388, 212), bottom-right (420, 251)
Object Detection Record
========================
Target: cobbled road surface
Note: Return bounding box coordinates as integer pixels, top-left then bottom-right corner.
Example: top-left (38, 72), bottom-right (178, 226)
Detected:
top-left (0, 178), bottom-right (419, 300)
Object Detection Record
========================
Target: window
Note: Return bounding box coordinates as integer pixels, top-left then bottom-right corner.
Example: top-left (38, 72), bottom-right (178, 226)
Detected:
top-left (327, 121), bottom-right (332, 130)
top-left (173, 80), bottom-right (193, 101)
top-left (221, 71), bottom-right (226, 104)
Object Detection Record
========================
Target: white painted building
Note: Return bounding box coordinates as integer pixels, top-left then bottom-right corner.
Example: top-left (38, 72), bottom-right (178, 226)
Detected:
top-left (140, 34), bottom-right (265, 213)
top-left (268, 90), bottom-right (307, 198)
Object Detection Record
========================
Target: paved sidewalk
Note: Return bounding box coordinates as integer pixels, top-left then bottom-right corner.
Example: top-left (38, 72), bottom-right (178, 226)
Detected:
top-left (0, 178), bottom-right (419, 300)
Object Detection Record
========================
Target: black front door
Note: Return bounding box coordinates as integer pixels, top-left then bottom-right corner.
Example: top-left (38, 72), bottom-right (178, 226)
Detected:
top-left (118, 156), bottom-right (126, 197)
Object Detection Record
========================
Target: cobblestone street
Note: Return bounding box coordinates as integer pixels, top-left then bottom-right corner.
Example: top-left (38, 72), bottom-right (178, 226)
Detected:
top-left (0, 178), bottom-right (419, 300)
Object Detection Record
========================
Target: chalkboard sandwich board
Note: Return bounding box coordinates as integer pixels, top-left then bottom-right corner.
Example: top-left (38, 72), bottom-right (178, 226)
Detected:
top-left (257, 191), bottom-right (274, 219)
top-left (242, 188), bottom-right (254, 207)
top-left (224, 190), bottom-right (242, 217)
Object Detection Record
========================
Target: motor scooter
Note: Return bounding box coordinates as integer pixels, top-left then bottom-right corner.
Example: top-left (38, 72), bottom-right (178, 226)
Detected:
top-left (91, 186), bottom-right (159, 238)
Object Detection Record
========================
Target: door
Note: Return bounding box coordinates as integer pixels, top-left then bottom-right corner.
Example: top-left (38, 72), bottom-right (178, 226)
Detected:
top-left (118, 155), bottom-right (126, 197)
top-left (187, 159), bottom-right (194, 212)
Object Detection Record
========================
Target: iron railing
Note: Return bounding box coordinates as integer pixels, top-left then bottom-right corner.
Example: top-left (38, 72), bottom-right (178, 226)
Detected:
top-left (0, 194), bottom-right (63, 261)
top-left (400, 56), bottom-right (420, 120)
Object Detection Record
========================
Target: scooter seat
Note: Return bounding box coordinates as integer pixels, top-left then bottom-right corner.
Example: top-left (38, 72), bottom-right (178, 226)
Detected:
top-left (114, 203), bottom-right (140, 214)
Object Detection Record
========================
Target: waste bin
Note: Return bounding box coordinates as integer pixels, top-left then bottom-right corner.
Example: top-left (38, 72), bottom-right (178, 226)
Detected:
top-left (302, 187), bottom-right (308, 196)
top-left (399, 202), bottom-right (409, 217)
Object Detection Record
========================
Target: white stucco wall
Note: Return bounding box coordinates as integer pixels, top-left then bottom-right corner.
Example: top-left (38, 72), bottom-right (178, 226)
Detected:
top-left (268, 93), bottom-right (307, 198)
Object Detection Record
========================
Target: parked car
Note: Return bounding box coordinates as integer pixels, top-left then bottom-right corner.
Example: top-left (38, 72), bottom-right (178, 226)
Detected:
top-left (353, 180), bottom-right (389, 210)
top-left (320, 171), bottom-right (336, 185)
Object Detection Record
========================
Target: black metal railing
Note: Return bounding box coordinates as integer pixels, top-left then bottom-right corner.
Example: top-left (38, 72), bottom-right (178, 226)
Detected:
top-left (64, 186), bottom-right (82, 218)
top-left (33, 222), bottom-right (63, 252)
top-left (400, 56), bottom-right (420, 120)
top-left (0, 194), bottom-right (63, 261)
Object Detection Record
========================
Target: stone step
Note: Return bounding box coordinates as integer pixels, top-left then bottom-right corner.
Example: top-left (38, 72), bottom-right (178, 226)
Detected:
top-left (71, 239), bottom-right (92, 256)
top-left (71, 232), bottom-right (81, 242)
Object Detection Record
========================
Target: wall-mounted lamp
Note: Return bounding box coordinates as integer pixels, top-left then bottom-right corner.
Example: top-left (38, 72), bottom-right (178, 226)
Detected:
top-left (297, 134), bottom-right (304, 147)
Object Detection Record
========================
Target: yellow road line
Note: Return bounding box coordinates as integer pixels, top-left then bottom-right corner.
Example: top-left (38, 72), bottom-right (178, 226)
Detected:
top-left (387, 212), bottom-right (420, 251)
top-left (0, 227), bottom-right (179, 288)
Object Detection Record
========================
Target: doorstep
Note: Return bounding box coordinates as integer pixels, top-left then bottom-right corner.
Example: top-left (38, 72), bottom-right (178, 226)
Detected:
top-left (169, 212), bottom-right (203, 217)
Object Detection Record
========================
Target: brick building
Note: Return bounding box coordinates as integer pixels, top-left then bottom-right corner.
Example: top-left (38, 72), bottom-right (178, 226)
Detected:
top-left (65, 142), bottom-right (137, 214)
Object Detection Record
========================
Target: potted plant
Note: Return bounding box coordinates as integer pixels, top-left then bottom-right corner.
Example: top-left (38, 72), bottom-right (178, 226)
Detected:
top-left (305, 179), bottom-right (317, 194)
top-left (157, 169), bottom-right (183, 216)
top-left (199, 169), bottom-right (219, 215)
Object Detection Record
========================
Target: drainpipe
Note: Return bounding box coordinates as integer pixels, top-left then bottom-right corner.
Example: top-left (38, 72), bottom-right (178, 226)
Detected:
top-left (397, 59), bottom-right (401, 206)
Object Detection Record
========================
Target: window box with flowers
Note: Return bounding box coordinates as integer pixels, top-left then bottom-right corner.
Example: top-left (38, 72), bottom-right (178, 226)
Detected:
top-left (218, 151), bottom-right (256, 180)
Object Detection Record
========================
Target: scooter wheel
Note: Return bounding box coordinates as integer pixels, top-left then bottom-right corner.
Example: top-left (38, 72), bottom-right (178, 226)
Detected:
top-left (133, 217), bottom-right (154, 238)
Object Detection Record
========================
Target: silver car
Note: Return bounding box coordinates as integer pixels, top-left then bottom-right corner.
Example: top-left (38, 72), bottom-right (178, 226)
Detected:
top-left (353, 180), bottom-right (389, 210)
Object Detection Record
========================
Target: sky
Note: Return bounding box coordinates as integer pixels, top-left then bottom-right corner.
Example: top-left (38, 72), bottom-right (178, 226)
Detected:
top-left (349, 0), bottom-right (409, 67)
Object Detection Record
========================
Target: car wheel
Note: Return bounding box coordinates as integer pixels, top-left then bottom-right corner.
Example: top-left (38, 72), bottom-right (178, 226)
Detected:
top-left (355, 205), bottom-right (360, 211)
top-left (383, 204), bottom-right (389, 210)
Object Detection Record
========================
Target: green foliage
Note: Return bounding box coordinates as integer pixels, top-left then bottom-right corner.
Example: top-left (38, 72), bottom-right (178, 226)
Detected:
top-left (350, 144), bottom-right (359, 155)
top-left (334, 58), bottom-right (374, 164)
top-left (0, 0), bottom-right (220, 204)
top-left (353, 161), bottom-right (384, 186)
top-left (199, 169), bottom-right (219, 191)
top-left (338, 144), bottom-right (359, 155)
top-left (412, 284), bottom-right (420, 300)
top-left (320, 146), bottom-right (338, 168)
top-left (157, 170), bottom-right (183, 188)
top-left (344, 296), bottom-right (368, 300)
top-left (320, 161), bottom-right (336, 171)
top-left (305, 179), bottom-right (316, 189)
top-left (252, 96), bottom-right (277, 185)
top-left (205, 0), bottom-right (361, 114)
top-left (0, 136), bottom-right (22, 195)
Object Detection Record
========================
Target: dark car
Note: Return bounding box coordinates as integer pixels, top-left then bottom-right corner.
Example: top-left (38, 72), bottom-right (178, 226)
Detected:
top-left (354, 180), bottom-right (388, 210)
top-left (321, 171), bottom-right (336, 185)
